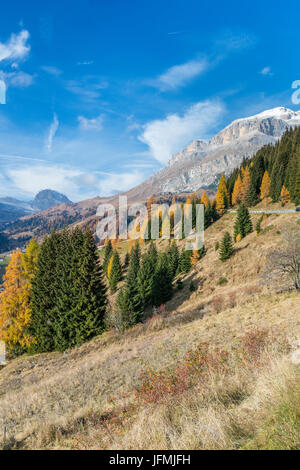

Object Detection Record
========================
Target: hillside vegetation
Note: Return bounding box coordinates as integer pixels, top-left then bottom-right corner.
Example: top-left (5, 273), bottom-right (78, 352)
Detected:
top-left (0, 205), bottom-right (299, 450)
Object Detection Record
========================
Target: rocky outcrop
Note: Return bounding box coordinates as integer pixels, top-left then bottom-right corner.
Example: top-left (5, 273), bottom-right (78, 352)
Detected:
top-left (145, 107), bottom-right (300, 194)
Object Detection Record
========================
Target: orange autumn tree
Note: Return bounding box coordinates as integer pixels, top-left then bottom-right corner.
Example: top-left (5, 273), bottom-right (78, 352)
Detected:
top-left (280, 185), bottom-right (290, 204)
top-left (216, 173), bottom-right (229, 215)
top-left (0, 239), bottom-right (39, 353)
top-left (241, 166), bottom-right (251, 203)
top-left (232, 173), bottom-right (243, 205)
top-left (260, 170), bottom-right (271, 200)
top-left (200, 191), bottom-right (209, 207)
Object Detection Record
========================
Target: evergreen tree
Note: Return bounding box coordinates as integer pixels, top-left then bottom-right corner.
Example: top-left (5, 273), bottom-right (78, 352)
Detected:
top-left (152, 253), bottom-right (173, 307)
top-left (178, 249), bottom-right (192, 274)
top-left (124, 251), bottom-right (130, 268)
top-left (116, 242), bottom-right (143, 325)
top-left (219, 232), bottom-right (233, 262)
top-left (293, 156), bottom-right (300, 204)
top-left (30, 229), bottom-right (107, 352)
top-left (234, 203), bottom-right (253, 241)
top-left (137, 253), bottom-right (155, 308)
top-left (109, 250), bottom-right (122, 292)
top-left (30, 231), bottom-right (64, 352)
top-left (168, 241), bottom-right (179, 278)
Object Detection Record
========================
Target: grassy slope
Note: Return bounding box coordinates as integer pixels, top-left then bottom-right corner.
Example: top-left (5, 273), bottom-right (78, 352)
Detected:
top-left (0, 203), bottom-right (299, 450)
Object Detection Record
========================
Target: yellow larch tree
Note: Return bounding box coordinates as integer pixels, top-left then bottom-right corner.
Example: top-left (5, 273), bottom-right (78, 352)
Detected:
top-left (232, 173), bottom-right (243, 205)
top-left (280, 185), bottom-right (290, 204)
top-left (260, 170), bottom-right (271, 200)
top-left (216, 173), bottom-right (229, 214)
top-left (200, 191), bottom-right (209, 207)
top-left (241, 166), bottom-right (251, 203)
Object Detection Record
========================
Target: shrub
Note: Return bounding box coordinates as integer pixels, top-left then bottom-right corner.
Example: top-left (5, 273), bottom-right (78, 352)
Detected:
top-left (189, 281), bottom-right (196, 292)
top-left (136, 342), bottom-right (229, 404)
top-left (211, 294), bottom-right (225, 313)
top-left (218, 276), bottom-right (228, 286)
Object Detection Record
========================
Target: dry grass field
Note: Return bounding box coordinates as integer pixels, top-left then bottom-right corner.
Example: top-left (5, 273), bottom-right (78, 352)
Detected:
top-left (0, 203), bottom-right (299, 450)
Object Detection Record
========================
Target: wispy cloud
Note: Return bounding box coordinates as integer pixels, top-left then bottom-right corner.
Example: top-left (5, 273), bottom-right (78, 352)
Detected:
top-left (41, 65), bottom-right (62, 76)
top-left (139, 100), bottom-right (225, 164)
top-left (0, 70), bottom-right (34, 88)
top-left (149, 58), bottom-right (209, 91)
top-left (45, 113), bottom-right (59, 152)
top-left (260, 66), bottom-right (273, 77)
top-left (78, 114), bottom-right (104, 131)
top-left (0, 30), bottom-right (30, 63)
top-left (77, 61), bottom-right (94, 65)
top-left (65, 77), bottom-right (108, 102)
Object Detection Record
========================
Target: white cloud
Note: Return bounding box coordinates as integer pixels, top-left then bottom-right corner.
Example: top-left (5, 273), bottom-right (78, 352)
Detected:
top-left (0, 30), bottom-right (30, 63)
top-left (260, 66), bottom-right (273, 77)
top-left (41, 65), bottom-right (62, 76)
top-left (78, 114), bottom-right (104, 131)
top-left (45, 113), bottom-right (59, 152)
top-left (150, 59), bottom-right (208, 91)
top-left (77, 61), bottom-right (94, 65)
top-left (2, 71), bottom-right (34, 87)
top-left (139, 100), bottom-right (225, 164)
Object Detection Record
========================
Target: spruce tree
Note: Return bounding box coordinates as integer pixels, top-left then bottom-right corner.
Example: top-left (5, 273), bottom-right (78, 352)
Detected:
top-left (293, 156), bottom-right (300, 204)
top-left (116, 242), bottom-right (143, 325)
top-left (168, 241), bottom-right (179, 278)
top-left (219, 232), bottom-right (233, 262)
top-left (30, 231), bottom-right (64, 352)
top-left (178, 249), bottom-right (192, 274)
top-left (234, 203), bottom-right (253, 241)
top-left (137, 253), bottom-right (155, 309)
top-left (152, 253), bottom-right (173, 307)
top-left (109, 250), bottom-right (122, 292)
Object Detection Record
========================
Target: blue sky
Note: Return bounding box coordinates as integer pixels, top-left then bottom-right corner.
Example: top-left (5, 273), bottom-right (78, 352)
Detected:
top-left (0, 0), bottom-right (299, 201)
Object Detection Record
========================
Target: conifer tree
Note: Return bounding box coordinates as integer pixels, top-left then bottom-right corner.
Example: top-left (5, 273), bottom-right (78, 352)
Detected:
top-left (30, 231), bottom-right (64, 352)
top-left (280, 185), bottom-right (290, 205)
top-left (216, 173), bottom-right (229, 214)
top-left (293, 157), bottom-right (300, 204)
top-left (0, 247), bottom-right (37, 354)
top-left (260, 170), bottom-right (271, 200)
top-left (124, 252), bottom-right (130, 268)
top-left (200, 191), bottom-right (209, 207)
top-left (103, 239), bottom-right (113, 276)
top-left (241, 166), bottom-right (251, 203)
top-left (168, 241), bottom-right (179, 278)
top-left (178, 249), bottom-right (192, 274)
top-left (109, 250), bottom-right (122, 292)
top-left (137, 253), bottom-right (155, 308)
top-left (234, 203), bottom-right (253, 241)
top-left (116, 242), bottom-right (143, 325)
top-left (232, 173), bottom-right (243, 205)
top-left (219, 232), bottom-right (233, 262)
top-left (152, 253), bottom-right (173, 307)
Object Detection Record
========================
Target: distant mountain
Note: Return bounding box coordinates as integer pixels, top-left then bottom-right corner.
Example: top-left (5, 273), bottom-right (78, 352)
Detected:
top-left (129, 106), bottom-right (300, 195)
top-left (31, 190), bottom-right (71, 211)
top-left (0, 190), bottom-right (72, 225)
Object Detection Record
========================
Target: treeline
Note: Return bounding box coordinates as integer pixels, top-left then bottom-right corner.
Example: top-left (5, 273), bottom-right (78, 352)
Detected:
top-left (225, 127), bottom-right (300, 207)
